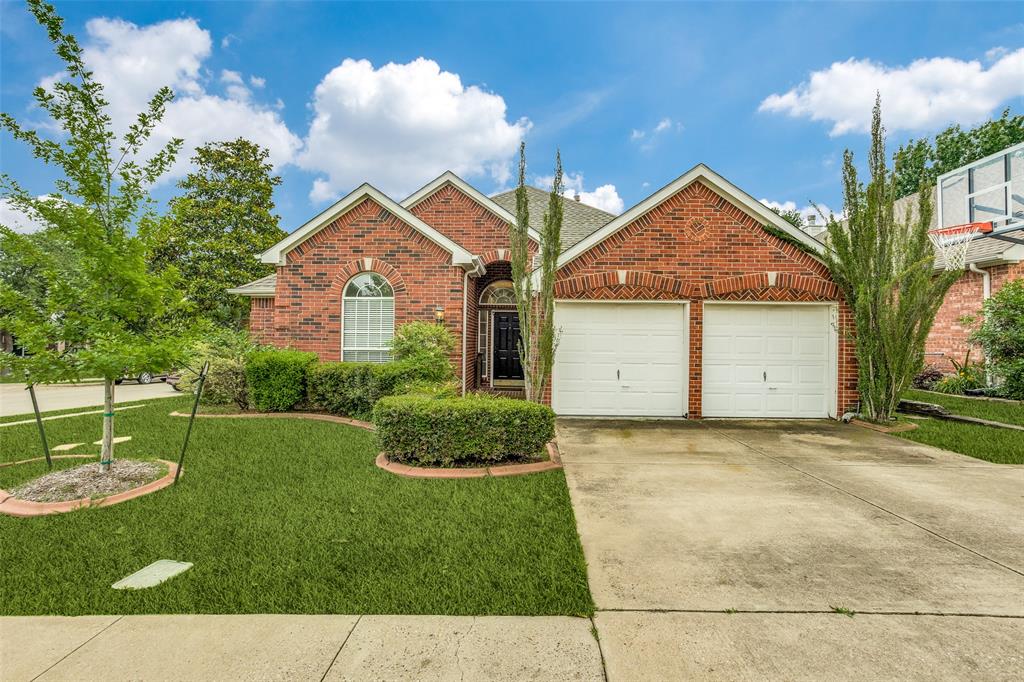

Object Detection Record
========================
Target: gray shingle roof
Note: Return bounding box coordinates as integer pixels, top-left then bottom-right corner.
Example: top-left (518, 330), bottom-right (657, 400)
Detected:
top-left (226, 273), bottom-right (276, 297)
top-left (936, 227), bottom-right (1024, 268)
top-left (490, 186), bottom-right (615, 249)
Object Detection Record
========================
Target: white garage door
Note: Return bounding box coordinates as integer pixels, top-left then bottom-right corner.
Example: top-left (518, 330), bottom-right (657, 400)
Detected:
top-left (553, 303), bottom-right (688, 416)
top-left (702, 304), bottom-right (833, 418)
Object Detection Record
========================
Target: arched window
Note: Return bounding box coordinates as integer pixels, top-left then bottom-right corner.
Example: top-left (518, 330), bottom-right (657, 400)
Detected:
top-left (479, 280), bottom-right (517, 305)
top-left (342, 272), bottom-right (395, 362)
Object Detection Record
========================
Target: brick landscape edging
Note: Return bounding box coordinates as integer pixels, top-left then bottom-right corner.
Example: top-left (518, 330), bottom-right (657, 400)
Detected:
top-left (375, 442), bottom-right (563, 479)
top-left (169, 410), bottom-right (559, 478)
top-left (169, 411), bottom-right (374, 430)
top-left (0, 459), bottom-right (179, 518)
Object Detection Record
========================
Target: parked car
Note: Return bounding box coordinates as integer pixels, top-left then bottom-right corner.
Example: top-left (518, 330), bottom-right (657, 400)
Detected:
top-left (115, 371), bottom-right (177, 385)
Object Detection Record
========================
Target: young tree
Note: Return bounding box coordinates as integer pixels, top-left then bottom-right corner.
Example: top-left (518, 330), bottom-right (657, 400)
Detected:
top-left (0, 0), bottom-right (191, 472)
top-left (509, 144), bottom-right (562, 403)
top-left (146, 139), bottom-right (285, 326)
top-left (769, 205), bottom-right (804, 229)
top-left (824, 95), bottom-right (960, 422)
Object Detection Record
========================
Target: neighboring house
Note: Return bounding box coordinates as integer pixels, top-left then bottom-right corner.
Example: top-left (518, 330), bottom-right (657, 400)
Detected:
top-left (230, 165), bottom-right (858, 419)
top-left (899, 143), bottom-right (1024, 371)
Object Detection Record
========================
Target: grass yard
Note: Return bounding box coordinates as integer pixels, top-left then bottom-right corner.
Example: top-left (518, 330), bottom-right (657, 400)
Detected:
top-left (897, 390), bottom-right (1024, 465)
top-left (0, 398), bottom-right (593, 616)
top-left (903, 389), bottom-right (1024, 426)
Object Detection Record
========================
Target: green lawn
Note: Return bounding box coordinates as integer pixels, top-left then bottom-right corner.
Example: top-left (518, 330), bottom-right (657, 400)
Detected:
top-left (903, 389), bottom-right (1024, 426)
top-left (0, 398), bottom-right (593, 616)
top-left (896, 390), bottom-right (1024, 465)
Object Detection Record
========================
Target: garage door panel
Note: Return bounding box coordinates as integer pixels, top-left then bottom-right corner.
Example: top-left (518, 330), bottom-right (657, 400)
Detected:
top-left (703, 304), bottom-right (833, 418)
top-left (554, 303), bottom-right (687, 416)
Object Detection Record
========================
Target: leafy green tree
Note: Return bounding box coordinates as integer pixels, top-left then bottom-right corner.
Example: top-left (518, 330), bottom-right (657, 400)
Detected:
top-left (769, 206), bottom-right (804, 229)
top-left (509, 143), bottom-right (562, 403)
top-left (893, 108), bottom-right (1024, 198)
top-left (0, 0), bottom-right (192, 472)
top-left (146, 139), bottom-right (285, 326)
top-left (824, 95), bottom-right (961, 422)
top-left (0, 226), bottom-right (83, 316)
top-left (969, 280), bottom-right (1024, 399)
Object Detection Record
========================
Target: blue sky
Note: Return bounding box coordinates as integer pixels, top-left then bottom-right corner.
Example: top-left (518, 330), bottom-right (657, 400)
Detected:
top-left (2, 1), bottom-right (1022, 232)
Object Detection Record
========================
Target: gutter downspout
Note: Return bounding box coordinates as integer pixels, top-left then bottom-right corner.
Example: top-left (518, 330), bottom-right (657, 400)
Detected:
top-left (462, 270), bottom-right (469, 396)
top-left (968, 263), bottom-right (991, 300)
top-left (968, 263), bottom-right (991, 386)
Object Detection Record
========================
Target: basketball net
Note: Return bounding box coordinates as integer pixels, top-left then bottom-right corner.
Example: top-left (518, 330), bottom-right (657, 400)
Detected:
top-left (927, 222), bottom-right (992, 270)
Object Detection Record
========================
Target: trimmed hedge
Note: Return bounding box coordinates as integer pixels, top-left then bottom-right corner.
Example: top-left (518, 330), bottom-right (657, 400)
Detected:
top-left (307, 360), bottom-right (445, 420)
top-left (373, 394), bottom-right (555, 466)
top-left (245, 349), bottom-right (318, 412)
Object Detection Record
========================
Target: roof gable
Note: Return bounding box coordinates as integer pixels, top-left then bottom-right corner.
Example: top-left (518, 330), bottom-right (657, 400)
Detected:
top-left (557, 164), bottom-right (825, 270)
top-left (260, 183), bottom-right (481, 272)
top-left (401, 171), bottom-right (542, 242)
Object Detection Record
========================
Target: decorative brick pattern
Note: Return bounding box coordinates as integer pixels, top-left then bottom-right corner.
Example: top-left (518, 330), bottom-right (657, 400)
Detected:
top-left (925, 262), bottom-right (1023, 370)
top-left (554, 180), bottom-right (858, 417)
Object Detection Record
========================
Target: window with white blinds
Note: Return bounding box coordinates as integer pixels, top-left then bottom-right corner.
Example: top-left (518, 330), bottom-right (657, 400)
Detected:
top-left (342, 273), bottom-right (395, 363)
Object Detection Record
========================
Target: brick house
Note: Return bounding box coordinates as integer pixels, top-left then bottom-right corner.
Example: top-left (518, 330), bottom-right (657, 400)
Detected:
top-left (230, 165), bottom-right (859, 418)
top-left (925, 236), bottom-right (1023, 371)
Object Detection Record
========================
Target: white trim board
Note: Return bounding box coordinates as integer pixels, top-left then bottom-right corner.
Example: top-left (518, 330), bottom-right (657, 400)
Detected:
top-left (260, 183), bottom-right (483, 273)
top-left (557, 163), bottom-right (825, 272)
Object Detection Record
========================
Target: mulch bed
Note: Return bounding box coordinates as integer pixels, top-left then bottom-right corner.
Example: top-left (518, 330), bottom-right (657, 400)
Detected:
top-left (11, 460), bottom-right (165, 502)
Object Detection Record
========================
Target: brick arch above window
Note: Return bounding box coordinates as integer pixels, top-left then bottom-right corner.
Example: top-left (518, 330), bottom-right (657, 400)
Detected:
top-left (328, 258), bottom-right (408, 297)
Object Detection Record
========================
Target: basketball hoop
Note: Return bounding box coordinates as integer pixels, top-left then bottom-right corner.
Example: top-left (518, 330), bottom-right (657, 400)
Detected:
top-left (928, 222), bottom-right (992, 270)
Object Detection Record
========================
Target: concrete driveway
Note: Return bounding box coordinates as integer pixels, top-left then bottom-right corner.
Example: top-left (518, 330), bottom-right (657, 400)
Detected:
top-left (558, 418), bottom-right (1024, 680)
top-left (0, 381), bottom-right (179, 418)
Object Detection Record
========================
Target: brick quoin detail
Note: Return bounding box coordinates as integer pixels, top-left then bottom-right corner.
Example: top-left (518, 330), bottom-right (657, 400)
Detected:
top-left (925, 261), bottom-right (1022, 370)
top-left (553, 180), bottom-right (857, 418)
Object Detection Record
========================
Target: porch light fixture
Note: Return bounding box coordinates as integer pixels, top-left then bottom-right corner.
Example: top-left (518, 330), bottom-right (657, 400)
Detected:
top-left (434, 306), bottom-right (445, 324)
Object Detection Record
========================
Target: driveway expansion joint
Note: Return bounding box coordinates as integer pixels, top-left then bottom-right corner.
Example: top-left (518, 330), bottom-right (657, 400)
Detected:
top-left (319, 614), bottom-right (361, 682)
top-left (29, 615), bottom-right (123, 682)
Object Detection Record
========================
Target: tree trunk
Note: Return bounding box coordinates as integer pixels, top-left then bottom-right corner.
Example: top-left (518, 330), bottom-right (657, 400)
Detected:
top-left (100, 378), bottom-right (115, 473)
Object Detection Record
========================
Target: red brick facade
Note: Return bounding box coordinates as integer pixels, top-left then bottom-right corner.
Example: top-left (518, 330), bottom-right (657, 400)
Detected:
top-left (554, 180), bottom-right (858, 417)
top-left (925, 261), bottom-right (1023, 370)
top-left (245, 174), bottom-right (858, 418)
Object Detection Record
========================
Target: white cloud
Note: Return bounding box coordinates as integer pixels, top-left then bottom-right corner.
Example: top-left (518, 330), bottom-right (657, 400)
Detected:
top-left (985, 46), bottom-right (1009, 62)
top-left (41, 17), bottom-right (300, 181)
top-left (759, 48), bottom-right (1024, 136)
top-left (249, 75), bottom-right (266, 89)
top-left (298, 57), bottom-right (530, 201)
top-left (537, 172), bottom-right (624, 214)
top-left (0, 198), bottom-right (49, 234)
top-left (759, 199), bottom-right (837, 227)
top-left (630, 117), bottom-right (683, 150)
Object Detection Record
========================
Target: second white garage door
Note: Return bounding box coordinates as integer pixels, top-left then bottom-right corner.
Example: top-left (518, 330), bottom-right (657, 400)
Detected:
top-left (553, 303), bottom-right (688, 416)
top-left (702, 303), bottom-right (833, 418)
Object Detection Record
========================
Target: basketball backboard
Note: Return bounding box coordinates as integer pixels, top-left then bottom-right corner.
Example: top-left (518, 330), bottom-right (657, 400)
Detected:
top-left (937, 142), bottom-right (1024, 237)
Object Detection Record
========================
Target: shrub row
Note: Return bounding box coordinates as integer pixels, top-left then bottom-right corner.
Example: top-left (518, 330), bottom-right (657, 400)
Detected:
top-left (306, 360), bottom-right (449, 420)
top-left (373, 394), bottom-right (555, 466)
top-left (245, 349), bottom-right (318, 412)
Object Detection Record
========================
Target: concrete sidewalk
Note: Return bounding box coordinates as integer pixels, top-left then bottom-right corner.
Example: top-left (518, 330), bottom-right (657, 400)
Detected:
top-left (0, 614), bottom-right (605, 681)
top-left (0, 382), bottom-right (179, 418)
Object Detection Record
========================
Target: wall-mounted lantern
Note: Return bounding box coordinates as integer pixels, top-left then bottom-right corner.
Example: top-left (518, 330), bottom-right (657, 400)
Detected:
top-left (434, 306), bottom-right (445, 324)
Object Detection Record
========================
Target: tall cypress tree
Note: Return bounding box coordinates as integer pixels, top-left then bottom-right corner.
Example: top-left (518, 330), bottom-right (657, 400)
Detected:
top-left (824, 95), bottom-right (960, 421)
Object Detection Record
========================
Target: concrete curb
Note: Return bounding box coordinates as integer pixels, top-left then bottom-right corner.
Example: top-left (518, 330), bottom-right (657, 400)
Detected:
top-left (376, 442), bottom-right (563, 479)
top-left (0, 459), bottom-right (179, 518)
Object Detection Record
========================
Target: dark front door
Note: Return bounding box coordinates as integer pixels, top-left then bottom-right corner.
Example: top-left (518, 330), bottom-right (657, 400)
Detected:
top-left (492, 311), bottom-right (524, 382)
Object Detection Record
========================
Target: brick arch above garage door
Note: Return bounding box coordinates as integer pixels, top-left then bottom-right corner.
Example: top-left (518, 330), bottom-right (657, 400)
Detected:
top-left (555, 270), bottom-right (839, 302)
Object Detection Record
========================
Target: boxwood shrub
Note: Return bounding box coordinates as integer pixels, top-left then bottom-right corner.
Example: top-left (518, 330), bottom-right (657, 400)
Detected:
top-left (245, 348), bottom-right (318, 412)
top-left (373, 394), bottom-right (555, 466)
top-left (307, 360), bottom-right (446, 420)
